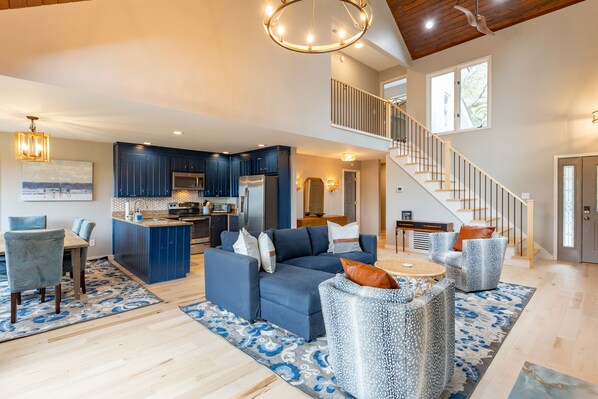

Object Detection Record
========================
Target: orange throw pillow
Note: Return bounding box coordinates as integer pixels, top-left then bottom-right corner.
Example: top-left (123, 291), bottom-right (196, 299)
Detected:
top-left (453, 225), bottom-right (496, 252)
top-left (340, 258), bottom-right (400, 289)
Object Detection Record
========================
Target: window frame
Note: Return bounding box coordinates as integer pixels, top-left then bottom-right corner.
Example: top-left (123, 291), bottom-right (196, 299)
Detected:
top-left (426, 56), bottom-right (492, 135)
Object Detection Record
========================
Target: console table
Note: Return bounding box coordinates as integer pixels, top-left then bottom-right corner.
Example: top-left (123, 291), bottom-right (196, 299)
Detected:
top-left (297, 215), bottom-right (347, 227)
top-left (395, 220), bottom-right (454, 253)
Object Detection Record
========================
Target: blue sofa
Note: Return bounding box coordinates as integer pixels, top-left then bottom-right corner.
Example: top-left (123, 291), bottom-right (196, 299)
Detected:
top-left (204, 226), bottom-right (377, 340)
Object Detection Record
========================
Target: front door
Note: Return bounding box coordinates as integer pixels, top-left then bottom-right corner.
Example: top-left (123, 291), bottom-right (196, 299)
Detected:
top-left (557, 156), bottom-right (598, 263)
top-left (582, 156), bottom-right (598, 263)
top-left (344, 171), bottom-right (357, 223)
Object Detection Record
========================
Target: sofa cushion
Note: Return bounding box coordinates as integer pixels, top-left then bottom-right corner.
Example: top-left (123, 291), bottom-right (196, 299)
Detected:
top-left (273, 228), bottom-right (312, 263)
top-left (282, 256), bottom-right (344, 274)
top-left (306, 226), bottom-right (329, 255)
top-left (432, 250), bottom-right (463, 269)
top-left (453, 225), bottom-right (496, 251)
top-left (259, 263), bottom-right (333, 315)
top-left (341, 258), bottom-right (399, 289)
top-left (221, 230), bottom-right (271, 252)
top-left (318, 251), bottom-right (374, 265)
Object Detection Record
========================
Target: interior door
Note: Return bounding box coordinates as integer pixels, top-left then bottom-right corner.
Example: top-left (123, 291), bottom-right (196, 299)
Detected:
top-left (582, 156), bottom-right (598, 263)
top-left (344, 171), bottom-right (357, 223)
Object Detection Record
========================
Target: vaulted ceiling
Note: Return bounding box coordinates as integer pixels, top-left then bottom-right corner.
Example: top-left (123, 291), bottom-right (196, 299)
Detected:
top-left (387, 0), bottom-right (585, 60)
top-left (0, 0), bottom-right (86, 10)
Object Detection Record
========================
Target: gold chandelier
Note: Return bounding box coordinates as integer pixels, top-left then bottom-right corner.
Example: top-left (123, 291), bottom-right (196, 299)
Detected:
top-left (263, 0), bottom-right (372, 54)
top-left (14, 116), bottom-right (50, 162)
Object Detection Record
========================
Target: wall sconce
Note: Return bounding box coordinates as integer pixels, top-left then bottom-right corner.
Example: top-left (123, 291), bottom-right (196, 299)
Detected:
top-left (341, 152), bottom-right (356, 162)
top-left (326, 178), bottom-right (339, 192)
top-left (14, 116), bottom-right (50, 162)
top-left (593, 110), bottom-right (598, 124)
top-left (296, 178), bottom-right (303, 191)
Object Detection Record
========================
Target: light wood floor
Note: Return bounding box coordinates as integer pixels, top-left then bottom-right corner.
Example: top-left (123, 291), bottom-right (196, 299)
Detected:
top-left (1, 244), bottom-right (597, 398)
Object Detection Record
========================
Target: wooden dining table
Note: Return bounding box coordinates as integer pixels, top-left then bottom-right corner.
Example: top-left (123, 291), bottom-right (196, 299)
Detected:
top-left (0, 229), bottom-right (89, 300)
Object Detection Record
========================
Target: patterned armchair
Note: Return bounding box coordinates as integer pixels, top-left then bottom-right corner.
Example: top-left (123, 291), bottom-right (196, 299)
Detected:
top-left (429, 232), bottom-right (508, 292)
top-left (319, 274), bottom-right (455, 399)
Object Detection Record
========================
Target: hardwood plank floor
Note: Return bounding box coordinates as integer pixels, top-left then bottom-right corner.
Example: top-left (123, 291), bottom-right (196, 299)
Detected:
top-left (1, 245), bottom-right (597, 398)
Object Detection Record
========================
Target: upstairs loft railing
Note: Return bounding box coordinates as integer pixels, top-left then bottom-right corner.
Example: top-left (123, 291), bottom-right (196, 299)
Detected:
top-left (331, 78), bottom-right (536, 267)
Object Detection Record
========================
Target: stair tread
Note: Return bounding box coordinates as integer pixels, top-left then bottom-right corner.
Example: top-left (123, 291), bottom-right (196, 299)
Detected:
top-left (458, 207), bottom-right (487, 211)
top-left (512, 248), bottom-right (540, 260)
top-left (425, 179), bottom-right (456, 183)
top-left (436, 189), bottom-right (466, 192)
top-left (471, 217), bottom-right (500, 223)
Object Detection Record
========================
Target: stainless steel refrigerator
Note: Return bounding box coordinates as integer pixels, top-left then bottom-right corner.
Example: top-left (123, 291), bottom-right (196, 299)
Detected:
top-left (238, 175), bottom-right (278, 232)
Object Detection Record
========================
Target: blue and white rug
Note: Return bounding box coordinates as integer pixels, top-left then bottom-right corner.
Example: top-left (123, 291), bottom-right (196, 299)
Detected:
top-left (509, 362), bottom-right (598, 399)
top-left (0, 258), bottom-right (161, 342)
top-left (181, 282), bottom-right (535, 399)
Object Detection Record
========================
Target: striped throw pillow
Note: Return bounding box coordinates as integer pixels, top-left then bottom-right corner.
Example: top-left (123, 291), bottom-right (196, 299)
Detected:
top-left (328, 221), bottom-right (362, 254)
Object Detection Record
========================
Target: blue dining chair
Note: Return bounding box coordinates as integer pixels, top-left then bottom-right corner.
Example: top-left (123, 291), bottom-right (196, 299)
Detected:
top-left (71, 217), bottom-right (84, 235)
top-left (5, 229), bottom-right (65, 323)
top-left (63, 220), bottom-right (96, 294)
top-left (8, 216), bottom-right (47, 231)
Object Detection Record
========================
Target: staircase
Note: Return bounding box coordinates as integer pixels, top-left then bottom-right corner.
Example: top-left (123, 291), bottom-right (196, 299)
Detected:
top-left (331, 78), bottom-right (540, 268)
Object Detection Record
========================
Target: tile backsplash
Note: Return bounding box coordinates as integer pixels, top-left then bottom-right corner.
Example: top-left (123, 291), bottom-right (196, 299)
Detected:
top-left (111, 192), bottom-right (238, 212)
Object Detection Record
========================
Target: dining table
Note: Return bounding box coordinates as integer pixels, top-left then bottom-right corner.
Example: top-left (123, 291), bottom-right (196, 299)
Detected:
top-left (0, 229), bottom-right (89, 300)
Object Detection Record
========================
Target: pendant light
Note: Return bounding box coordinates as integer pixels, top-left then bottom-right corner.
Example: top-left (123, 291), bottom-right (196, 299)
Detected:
top-left (15, 116), bottom-right (50, 162)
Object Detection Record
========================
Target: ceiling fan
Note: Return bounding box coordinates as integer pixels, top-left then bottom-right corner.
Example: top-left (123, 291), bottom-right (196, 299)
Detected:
top-left (454, 0), bottom-right (495, 36)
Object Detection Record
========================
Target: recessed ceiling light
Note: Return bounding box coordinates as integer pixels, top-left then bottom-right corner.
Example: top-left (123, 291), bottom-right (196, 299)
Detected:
top-left (173, 130), bottom-right (183, 135)
top-left (143, 142), bottom-right (152, 145)
top-left (223, 151), bottom-right (230, 154)
top-left (354, 42), bottom-right (364, 49)
top-left (425, 20), bottom-right (434, 30)
top-left (258, 144), bottom-right (266, 147)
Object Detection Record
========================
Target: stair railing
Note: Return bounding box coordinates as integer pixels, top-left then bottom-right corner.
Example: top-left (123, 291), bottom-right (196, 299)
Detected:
top-left (330, 78), bottom-right (535, 267)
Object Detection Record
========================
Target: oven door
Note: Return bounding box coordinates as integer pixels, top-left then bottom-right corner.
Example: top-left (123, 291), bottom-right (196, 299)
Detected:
top-left (180, 216), bottom-right (210, 254)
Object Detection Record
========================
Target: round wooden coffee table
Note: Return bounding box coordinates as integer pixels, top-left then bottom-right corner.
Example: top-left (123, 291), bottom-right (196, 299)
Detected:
top-left (375, 258), bottom-right (446, 296)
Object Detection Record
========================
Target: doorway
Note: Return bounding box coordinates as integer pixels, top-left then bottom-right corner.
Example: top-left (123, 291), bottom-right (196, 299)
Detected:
top-left (343, 170), bottom-right (359, 224)
top-left (557, 156), bottom-right (598, 263)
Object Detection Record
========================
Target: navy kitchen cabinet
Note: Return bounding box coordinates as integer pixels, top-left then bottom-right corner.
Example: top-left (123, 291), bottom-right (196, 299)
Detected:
top-left (230, 156), bottom-right (241, 197)
top-left (146, 152), bottom-right (172, 197)
top-left (228, 215), bottom-right (239, 232)
top-left (210, 215), bottom-right (227, 247)
top-left (116, 149), bottom-right (147, 197)
top-left (171, 156), bottom-right (205, 173)
top-left (114, 144), bottom-right (172, 198)
top-left (205, 156), bottom-right (230, 197)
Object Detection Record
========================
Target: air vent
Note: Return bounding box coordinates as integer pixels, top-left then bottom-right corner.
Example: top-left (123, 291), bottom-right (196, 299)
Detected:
top-left (412, 231), bottom-right (430, 252)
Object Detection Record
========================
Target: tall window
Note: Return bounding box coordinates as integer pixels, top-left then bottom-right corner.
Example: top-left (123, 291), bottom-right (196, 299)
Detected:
top-left (428, 57), bottom-right (491, 134)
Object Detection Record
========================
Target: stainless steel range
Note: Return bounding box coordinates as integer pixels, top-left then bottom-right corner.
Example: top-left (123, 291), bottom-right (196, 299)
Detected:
top-left (168, 202), bottom-right (210, 254)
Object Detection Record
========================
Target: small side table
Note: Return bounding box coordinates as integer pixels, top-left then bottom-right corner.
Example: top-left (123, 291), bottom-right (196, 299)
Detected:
top-left (375, 258), bottom-right (446, 296)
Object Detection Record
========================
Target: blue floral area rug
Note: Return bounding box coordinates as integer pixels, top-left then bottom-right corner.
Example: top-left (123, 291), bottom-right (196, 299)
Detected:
top-left (508, 362), bottom-right (598, 399)
top-left (181, 282), bottom-right (535, 399)
top-left (0, 258), bottom-right (161, 342)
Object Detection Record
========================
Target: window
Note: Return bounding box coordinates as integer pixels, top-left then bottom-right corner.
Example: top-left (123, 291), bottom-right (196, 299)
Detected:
top-left (428, 57), bottom-right (491, 134)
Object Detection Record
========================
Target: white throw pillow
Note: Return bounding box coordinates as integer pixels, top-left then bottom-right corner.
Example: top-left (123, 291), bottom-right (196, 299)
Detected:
top-left (233, 228), bottom-right (261, 270)
top-left (327, 221), bottom-right (362, 254)
top-left (258, 232), bottom-right (276, 273)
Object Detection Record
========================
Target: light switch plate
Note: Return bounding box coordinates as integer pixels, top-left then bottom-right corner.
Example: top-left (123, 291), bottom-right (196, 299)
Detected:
top-left (396, 186), bottom-right (404, 193)
top-left (90, 239), bottom-right (96, 247)
top-left (521, 192), bottom-right (530, 200)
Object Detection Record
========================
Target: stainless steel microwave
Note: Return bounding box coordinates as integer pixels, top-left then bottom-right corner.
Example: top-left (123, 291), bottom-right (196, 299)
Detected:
top-left (172, 172), bottom-right (205, 191)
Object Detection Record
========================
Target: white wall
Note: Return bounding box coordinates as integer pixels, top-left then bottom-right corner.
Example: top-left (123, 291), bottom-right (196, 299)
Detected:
top-left (296, 154), bottom-right (360, 218)
top-left (360, 160), bottom-right (380, 235)
top-left (0, 133), bottom-right (113, 257)
top-left (331, 52), bottom-right (380, 95)
top-left (396, 1), bottom-right (598, 255)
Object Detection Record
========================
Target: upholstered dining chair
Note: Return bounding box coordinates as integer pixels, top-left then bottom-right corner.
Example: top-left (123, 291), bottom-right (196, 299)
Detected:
top-left (8, 215), bottom-right (47, 231)
top-left (63, 220), bottom-right (96, 294)
top-left (71, 217), bottom-right (85, 235)
top-left (319, 275), bottom-right (455, 399)
top-left (5, 229), bottom-right (65, 323)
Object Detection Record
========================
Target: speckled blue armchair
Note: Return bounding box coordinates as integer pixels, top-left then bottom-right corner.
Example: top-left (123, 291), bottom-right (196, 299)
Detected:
top-left (429, 232), bottom-right (508, 292)
top-left (319, 275), bottom-right (455, 399)
top-left (5, 229), bottom-right (65, 323)
top-left (63, 220), bottom-right (96, 294)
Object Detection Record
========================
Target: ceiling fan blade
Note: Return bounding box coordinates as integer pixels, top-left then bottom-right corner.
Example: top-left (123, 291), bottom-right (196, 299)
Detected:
top-left (454, 5), bottom-right (477, 27)
top-left (476, 15), bottom-right (495, 35)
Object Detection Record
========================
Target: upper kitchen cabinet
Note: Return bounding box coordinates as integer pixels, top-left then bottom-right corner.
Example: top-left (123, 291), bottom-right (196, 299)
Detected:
top-left (114, 144), bottom-right (171, 198)
top-left (205, 156), bottom-right (230, 197)
top-left (171, 156), bottom-right (205, 173)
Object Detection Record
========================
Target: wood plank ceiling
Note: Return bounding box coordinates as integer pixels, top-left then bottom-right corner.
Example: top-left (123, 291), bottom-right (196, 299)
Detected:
top-left (0, 0), bottom-right (87, 10)
top-left (387, 0), bottom-right (585, 60)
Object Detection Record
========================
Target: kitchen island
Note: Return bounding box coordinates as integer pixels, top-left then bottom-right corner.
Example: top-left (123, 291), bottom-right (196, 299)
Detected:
top-left (112, 214), bottom-right (191, 284)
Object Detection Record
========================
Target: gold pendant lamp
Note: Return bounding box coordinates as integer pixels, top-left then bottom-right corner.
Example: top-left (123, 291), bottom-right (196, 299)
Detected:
top-left (15, 116), bottom-right (50, 162)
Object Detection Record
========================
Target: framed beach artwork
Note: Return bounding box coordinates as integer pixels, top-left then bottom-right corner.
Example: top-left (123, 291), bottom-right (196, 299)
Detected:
top-left (21, 160), bottom-right (93, 201)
